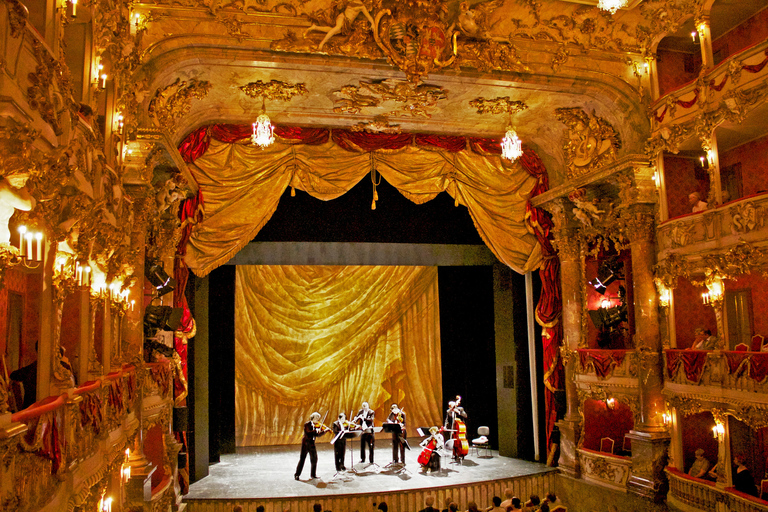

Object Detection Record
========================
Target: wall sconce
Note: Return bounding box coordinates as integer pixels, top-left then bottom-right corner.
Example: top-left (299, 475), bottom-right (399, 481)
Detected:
top-left (101, 496), bottom-right (113, 512)
top-left (691, 31), bottom-right (698, 43)
top-left (662, 412), bottom-right (672, 427)
top-left (697, 23), bottom-right (707, 40)
top-left (605, 397), bottom-right (616, 410)
top-left (115, 114), bottom-right (124, 133)
top-left (15, 225), bottom-right (44, 268)
top-left (706, 150), bottom-right (716, 167)
top-left (712, 422), bottom-right (725, 442)
top-left (702, 278), bottom-right (723, 305)
top-left (95, 63), bottom-right (107, 89)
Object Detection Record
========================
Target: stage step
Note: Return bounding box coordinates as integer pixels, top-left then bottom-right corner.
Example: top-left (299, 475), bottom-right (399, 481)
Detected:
top-left (184, 470), bottom-right (557, 512)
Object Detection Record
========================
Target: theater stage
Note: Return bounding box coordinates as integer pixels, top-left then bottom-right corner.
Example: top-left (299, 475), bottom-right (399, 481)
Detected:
top-left (184, 443), bottom-right (557, 512)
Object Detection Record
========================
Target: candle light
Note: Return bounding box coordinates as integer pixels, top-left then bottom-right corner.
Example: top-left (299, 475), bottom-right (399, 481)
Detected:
top-left (71, 0), bottom-right (77, 16)
top-left (84, 266), bottom-right (91, 287)
top-left (76, 262), bottom-right (82, 286)
top-left (691, 31), bottom-right (697, 43)
top-left (25, 233), bottom-right (32, 259)
top-left (35, 232), bottom-right (42, 262)
top-left (100, 73), bottom-right (107, 88)
top-left (130, 299), bottom-right (135, 312)
top-left (17, 226), bottom-right (26, 257)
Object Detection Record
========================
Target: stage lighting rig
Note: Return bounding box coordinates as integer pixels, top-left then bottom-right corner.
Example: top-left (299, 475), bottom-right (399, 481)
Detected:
top-left (589, 256), bottom-right (623, 294)
top-left (144, 305), bottom-right (183, 338)
top-left (145, 259), bottom-right (176, 297)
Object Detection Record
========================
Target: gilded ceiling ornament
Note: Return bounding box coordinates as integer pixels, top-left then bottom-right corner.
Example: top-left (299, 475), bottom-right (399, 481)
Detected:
top-left (469, 96), bottom-right (528, 116)
top-left (350, 115), bottom-right (401, 134)
top-left (147, 78), bottom-right (212, 131)
top-left (238, 80), bottom-right (308, 102)
top-left (27, 39), bottom-right (75, 136)
top-left (334, 79), bottom-right (447, 118)
top-left (554, 107), bottom-right (621, 179)
top-left (217, 14), bottom-right (249, 41)
top-left (550, 44), bottom-right (570, 73)
top-left (303, 0), bottom-right (377, 51)
top-left (456, 40), bottom-right (530, 74)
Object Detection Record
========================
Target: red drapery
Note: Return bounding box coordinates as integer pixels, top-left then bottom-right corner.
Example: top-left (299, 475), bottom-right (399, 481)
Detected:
top-left (724, 351), bottom-right (768, 383)
top-left (176, 124), bottom-right (563, 445)
top-left (666, 349), bottom-right (708, 383)
top-left (578, 349), bottom-right (628, 379)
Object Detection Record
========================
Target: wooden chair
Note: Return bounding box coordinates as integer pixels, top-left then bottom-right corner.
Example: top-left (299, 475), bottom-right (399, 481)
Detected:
top-left (761, 479), bottom-right (768, 501)
top-left (622, 435), bottom-right (631, 454)
top-left (734, 343), bottom-right (749, 351)
top-left (600, 437), bottom-right (615, 454)
top-left (751, 334), bottom-right (764, 352)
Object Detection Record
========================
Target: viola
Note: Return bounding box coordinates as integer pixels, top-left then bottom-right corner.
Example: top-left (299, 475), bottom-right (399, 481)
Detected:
top-left (312, 421), bottom-right (331, 434)
top-left (452, 417), bottom-right (469, 457)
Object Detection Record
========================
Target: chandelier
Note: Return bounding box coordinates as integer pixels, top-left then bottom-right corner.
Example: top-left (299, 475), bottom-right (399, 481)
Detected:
top-left (597, 0), bottom-right (627, 14)
top-left (251, 113), bottom-right (274, 148)
top-left (501, 128), bottom-right (523, 162)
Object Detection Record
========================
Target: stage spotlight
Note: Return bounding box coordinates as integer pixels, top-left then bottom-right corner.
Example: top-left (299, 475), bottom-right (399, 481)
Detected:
top-left (144, 305), bottom-right (183, 337)
top-left (145, 259), bottom-right (176, 297)
top-left (589, 273), bottom-right (615, 295)
top-left (589, 257), bottom-right (623, 294)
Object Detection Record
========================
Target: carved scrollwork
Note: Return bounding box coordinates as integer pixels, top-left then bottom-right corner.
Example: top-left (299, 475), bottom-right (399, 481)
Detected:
top-left (646, 119), bottom-right (694, 159)
top-left (469, 96), bottom-right (528, 116)
top-left (666, 395), bottom-right (704, 417)
top-left (554, 107), bottom-right (621, 179)
top-left (334, 79), bottom-right (447, 118)
top-left (6, 0), bottom-right (28, 38)
top-left (27, 39), bottom-right (75, 136)
top-left (238, 80), bottom-right (308, 102)
top-left (147, 78), bottom-right (212, 131)
top-left (729, 201), bottom-right (763, 234)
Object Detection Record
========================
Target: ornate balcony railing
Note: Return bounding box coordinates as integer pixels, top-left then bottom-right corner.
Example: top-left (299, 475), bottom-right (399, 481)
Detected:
top-left (576, 448), bottom-right (632, 491)
top-left (577, 349), bottom-right (637, 380)
top-left (0, 363), bottom-right (173, 512)
top-left (667, 468), bottom-right (768, 512)
top-left (649, 39), bottom-right (768, 133)
top-left (657, 192), bottom-right (768, 260)
top-left (664, 349), bottom-right (768, 394)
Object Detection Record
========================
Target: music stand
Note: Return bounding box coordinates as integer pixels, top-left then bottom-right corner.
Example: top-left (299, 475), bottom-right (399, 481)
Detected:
top-left (331, 430), bottom-right (360, 480)
top-left (382, 423), bottom-right (406, 469)
top-left (344, 430), bottom-right (363, 474)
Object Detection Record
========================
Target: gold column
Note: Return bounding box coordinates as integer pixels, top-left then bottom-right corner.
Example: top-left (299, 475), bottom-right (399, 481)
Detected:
top-left (122, 190), bottom-right (150, 359)
top-left (548, 199), bottom-right (583, 477)
top-left (624, 205), bottom-right (671, 500)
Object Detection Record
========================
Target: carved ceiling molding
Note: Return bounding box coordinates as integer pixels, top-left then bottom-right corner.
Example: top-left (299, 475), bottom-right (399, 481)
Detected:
top-left (333, 79), bottom-right (448, 118)
top-left (350, 115), bottom-right (401, 134)
top-left (147, 78), bottom-right (212, 131)
top-left (554, 107), bottom-right (621, 180)
top-left (238, 79), bottom-right (308, 102)
top-left (469, 96), bottom-right (528, 116)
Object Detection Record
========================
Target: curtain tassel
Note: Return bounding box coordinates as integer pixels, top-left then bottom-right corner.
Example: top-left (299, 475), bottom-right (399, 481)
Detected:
top-left (455, 196), bottom-right (459, 207)
top-left (290, 186), bottom-right (296, 197)
top-left (371, 199), bottom-right (376, 210)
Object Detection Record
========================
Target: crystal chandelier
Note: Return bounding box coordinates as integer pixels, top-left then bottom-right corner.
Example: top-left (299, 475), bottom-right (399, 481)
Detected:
top-left (251, 113), bottom-right (274, 148)
top-left (597, 0), bottom-right (627, 14)
top-left (501, 128), bottom-right (523, 162)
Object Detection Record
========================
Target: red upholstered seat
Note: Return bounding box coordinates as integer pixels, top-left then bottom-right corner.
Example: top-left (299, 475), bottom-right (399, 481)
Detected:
top-left (751, 335), bottom-right (764, 352)
top-left (600, 437), bottom-right (615, 454)
top-left (734, 343), bottom-right (749, 352)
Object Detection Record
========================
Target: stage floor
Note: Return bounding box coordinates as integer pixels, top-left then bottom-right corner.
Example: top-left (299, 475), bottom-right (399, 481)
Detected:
top-left (185, 442), bottom-right (554, 500)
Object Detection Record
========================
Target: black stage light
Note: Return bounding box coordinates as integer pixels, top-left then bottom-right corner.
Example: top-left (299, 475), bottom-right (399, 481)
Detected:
top-left (144, 305), bottom-right (184, 337)
top-left (145, 259), bottom-right (176, 296)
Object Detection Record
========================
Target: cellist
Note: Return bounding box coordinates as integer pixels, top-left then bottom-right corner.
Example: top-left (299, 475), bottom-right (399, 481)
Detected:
top-left (418, 426), bottom-right (445, 473)
top-left (444, 396), bottom-right (468, 462)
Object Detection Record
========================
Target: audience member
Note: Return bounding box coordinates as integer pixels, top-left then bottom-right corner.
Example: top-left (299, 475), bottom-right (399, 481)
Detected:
top-left (486, 496), bottom-right (504, 512)
top-left (420, 496), bottom-right (439, 512)
top-left (257, 506), bottom-right (264, 512)
top-left (733, 454), bottom-right (758, 497)
top-left (442, 497), bottom-right (454, 512)
top-left (449, 503), bottom-right (459, 512)
top-left (688, 448), bottom-right (711, 478)
top-left (521, 495), bottom-right (540, 512)
top-left (378, 502), bottom-right (388, 512)
top-left (510, 498), bottom-right (522, 510)
top-left (539, 504), bottom-right (549, 512)
top-left (689, 192), bottom-right (708, 213)
top-left (313, 504), bottom-right (322, 512)
top-left (467, 501), bottom-right (479, 512)
top-left (545, 493), bottom-right (561, 507)
top-left (233, 506), bottom-right (243, 512)
top-left (500, 489), bottom-right (515, 509)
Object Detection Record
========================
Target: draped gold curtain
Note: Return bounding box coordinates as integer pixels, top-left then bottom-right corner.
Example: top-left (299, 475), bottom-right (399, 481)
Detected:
top-left (235, 265), bottom-right (442, 446)
top-left (184, 139), bottom-right (542, 277)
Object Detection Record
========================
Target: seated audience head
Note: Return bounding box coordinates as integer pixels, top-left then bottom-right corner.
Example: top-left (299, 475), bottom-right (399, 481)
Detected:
top-left (378, 502), bottom-right (388, 512)
top-left (256, 506), bottom-right (264, 512)
top-left (545, 493), bottom-right (557, 503)
top-left (233, 507), bottom-right (243, 512)
top-left (467, 501), bottom-right (478, 512)
top-left (313, 504), bottom-right (322, 512)
top-left (511, 498), bottom-right (521, 509)
top-left (492, 497), bottom-right (501, 507)
top-left (539, 504), bottom-right (549, 512)
top-left (426, 496), bottom-right (434, 507)
top-left (449, 503), bottom-right (459, 512)
top-left (526, 495), bottom-right (540, 506)
top-left (504, 489), bottom-right (513, 500)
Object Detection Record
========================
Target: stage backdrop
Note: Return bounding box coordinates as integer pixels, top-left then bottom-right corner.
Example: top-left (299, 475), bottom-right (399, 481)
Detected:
top-left (235, 265), bottom-right (443, 446)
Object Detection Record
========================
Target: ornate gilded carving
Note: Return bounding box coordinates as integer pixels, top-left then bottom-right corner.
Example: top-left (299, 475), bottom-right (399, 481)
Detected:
top-left (147, 78), bottom-right (212, 131)
top-left (469, 97), bottom-right (528, 116)
top-left (554, 108), bottom-right (621, 179)
top-left (6, 0), bottom-right (28, 38)
top-left (551, 228), bottom-right (581, 261)
top-left (303, 1), bottom-right (377, 51)
top-left (729, 201), bottom-right (763, 234)
top-left (645, 119), bottom-right (694, 158)
top-left (666, 395), bottom-right (704, 417)
top-left (622, 206), bottom-right (655, 244)
top-left (238, 80), bottom-right (308, 102)
top-left (350, 115), bottom-right (401, 133)
top-left (27, 39), bottom-right (75, 136)
top-left (334, 79), bottom-right (447, 118)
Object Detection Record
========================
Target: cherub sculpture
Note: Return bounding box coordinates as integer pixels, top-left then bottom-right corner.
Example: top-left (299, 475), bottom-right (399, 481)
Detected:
top-left (304, 0), bottom-right (376, 51)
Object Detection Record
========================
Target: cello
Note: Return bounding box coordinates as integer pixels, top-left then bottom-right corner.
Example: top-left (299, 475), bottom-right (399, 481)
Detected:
top-left (418, 437), bottom-right (437, 466)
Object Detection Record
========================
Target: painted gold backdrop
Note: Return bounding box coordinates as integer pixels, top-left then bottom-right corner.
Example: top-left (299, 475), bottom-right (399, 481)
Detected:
top-left (235, 265), bottom-right (443, 446)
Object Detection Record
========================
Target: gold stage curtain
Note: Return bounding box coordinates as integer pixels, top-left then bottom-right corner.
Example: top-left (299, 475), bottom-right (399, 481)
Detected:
top-left (235, 265), bottom-right (443, 446)
top-left (184, 139), bottom-right (542, 276)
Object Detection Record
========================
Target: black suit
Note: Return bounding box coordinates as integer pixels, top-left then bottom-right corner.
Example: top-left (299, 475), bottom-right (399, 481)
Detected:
top-left (386, 411), bottom-right (407, 463)
top-left (355, 408), bottom-right (375, 462)
top-left (331, 420), bottom-right (347, 471)
top-left (295, 421), bottom-right (325, 479)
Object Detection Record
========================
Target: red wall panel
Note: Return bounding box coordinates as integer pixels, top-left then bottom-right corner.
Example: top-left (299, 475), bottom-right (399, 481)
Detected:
top-left (727, 273), bottom-right (768, 340)
top-left (718, 134), bottom-right (768, 200)
top-left (664, 155), bottom-right (709, 219)
top-left (583, 398), bottom-right (635, 453)
top-left (680, 411), bottom-right (717, 474)
top-left (656, 49), bottom-right (699, 97)
top-left (711, 7), bottom-right (768, 63)
top-left (674, 277), bottom-right (717, 348)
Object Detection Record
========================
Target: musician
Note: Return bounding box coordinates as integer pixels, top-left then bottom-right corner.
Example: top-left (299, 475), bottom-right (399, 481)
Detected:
top-left (331, 413), bottom-right (349, 472)
top-left (385, 403), bottom-right (407, 464)
top-left (354, 401), bottom-right (375, 463)
top-left (419, 426), bottom-right (445, 473)
top-left (444, 396), bottom-right (468, 462)
top-left (294, 412), bottom-right (330, 480)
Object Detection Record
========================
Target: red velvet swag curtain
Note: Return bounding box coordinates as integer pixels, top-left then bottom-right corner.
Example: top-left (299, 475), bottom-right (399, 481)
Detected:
top-left (176, 124), bottom-right (564, 445)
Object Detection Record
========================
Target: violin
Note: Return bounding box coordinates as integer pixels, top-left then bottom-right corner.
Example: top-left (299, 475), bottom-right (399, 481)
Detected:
top-left (312, 421), bottom-right (331, 434)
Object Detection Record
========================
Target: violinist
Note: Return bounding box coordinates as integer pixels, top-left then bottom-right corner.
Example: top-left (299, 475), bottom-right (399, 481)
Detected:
top-left (354, 401), bottom-right (375, 464)
top-left (331, 413), bottom-right (355, 472)
top-left (385, 403), bottom-right (407, 464)
top-left (294, 412), bottom-right (330, 480)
